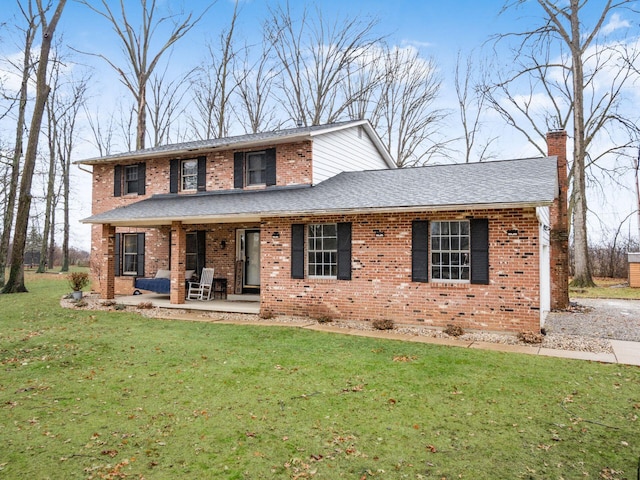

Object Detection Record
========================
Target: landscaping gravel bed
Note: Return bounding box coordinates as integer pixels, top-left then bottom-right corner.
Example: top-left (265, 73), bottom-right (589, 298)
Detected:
top-left (64, 295), bottom-right (640, 355)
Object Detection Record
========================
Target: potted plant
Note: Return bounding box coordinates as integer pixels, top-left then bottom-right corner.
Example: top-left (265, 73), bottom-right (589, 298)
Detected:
top-left (68, 272), bottom-right (90, 300)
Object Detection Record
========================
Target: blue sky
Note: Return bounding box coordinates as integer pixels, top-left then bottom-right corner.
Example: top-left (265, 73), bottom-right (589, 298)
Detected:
top-left (1, 0), bottom-right (638, 248)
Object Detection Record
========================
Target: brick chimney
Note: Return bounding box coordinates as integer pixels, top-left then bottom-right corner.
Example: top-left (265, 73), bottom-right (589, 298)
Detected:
top-left (547, 131), bottom-right (569, 310)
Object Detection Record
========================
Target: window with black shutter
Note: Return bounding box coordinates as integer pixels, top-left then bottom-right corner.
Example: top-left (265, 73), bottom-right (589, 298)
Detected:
top-left (114, 163), bottom-right (146, 196)
top-left (291, 222), bottom-right (352, 280)
top-left (116, 233), bottom-right (145, 276)
top-left (411, 218), bottom-right (489, 284)
top-left (234, 148), bottom-right (276, 188)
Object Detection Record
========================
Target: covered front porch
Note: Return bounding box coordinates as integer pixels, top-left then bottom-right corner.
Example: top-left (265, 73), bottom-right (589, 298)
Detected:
top-left (113, 292), bottom-right (261, 314)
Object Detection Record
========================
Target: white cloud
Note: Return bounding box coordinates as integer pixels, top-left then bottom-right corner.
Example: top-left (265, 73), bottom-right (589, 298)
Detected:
top-left (601, 13), bottom-right (630, 36)
top-left (401, 39), bottom-right (434, 49)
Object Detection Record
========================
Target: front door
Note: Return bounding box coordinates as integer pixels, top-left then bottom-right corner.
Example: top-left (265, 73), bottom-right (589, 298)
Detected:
top-left (237, 229), bottom-right (260, 293)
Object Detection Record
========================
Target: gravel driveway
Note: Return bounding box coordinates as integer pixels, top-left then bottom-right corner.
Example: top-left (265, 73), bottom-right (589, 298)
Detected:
top-left (544, 298), bottom-right (640, 342)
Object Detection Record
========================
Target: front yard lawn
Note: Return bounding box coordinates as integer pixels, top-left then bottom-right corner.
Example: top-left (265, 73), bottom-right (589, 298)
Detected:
top-left (0, 272), bottom-right (638, 479)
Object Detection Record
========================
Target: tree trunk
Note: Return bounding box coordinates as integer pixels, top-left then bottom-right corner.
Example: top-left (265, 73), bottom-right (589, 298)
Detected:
top-left (567, 0), bottom-right (595, 288)
top-left (2, 0), bottom-right (66, 294)
top-left (0, 19), bottom-right (35, 287)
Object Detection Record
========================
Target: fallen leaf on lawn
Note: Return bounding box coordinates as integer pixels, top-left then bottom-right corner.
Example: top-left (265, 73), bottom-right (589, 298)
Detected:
top-left (101, 449), bottom-right (118, 457)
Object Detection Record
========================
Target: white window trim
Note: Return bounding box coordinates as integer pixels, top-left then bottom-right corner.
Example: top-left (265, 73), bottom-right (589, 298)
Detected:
top-left (122, 233), bottom-right (139, 276)
top-left (307, 223), bottom-right (338, 279)
top-left (181, 159), bottom-right (198, 191)
top-left (430, 219), bottom-right (471, 283)
top-left (123, 165), bottom-right (138, 195)
top-left (245, 151), bottom-right (267, 186)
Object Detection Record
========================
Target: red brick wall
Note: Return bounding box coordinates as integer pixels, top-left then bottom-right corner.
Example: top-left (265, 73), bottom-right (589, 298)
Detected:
top-left (260, 209), bottom-right (542, 332)
top-left (546, 131), bottom-right (569, 310)
top-left (89, 141), bottom-right (312, 293)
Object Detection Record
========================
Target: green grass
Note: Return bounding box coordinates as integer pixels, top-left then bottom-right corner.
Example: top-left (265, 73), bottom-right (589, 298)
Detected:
top-left (0, 273), bottom-right (639, 479)
top-left (570, 277), bottom-right (640, 300)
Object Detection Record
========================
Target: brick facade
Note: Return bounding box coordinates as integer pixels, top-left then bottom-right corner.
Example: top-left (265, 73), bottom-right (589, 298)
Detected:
top-left (260, 209), bottom-right (543, 332)
top-left (88, 131), bottom-right (565, 333)
top-left (89, 141), bottom-right (313, 294)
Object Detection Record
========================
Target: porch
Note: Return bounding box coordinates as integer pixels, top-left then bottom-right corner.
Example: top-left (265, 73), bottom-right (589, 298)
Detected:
top-left (113, 293), bottom-right (260, 315)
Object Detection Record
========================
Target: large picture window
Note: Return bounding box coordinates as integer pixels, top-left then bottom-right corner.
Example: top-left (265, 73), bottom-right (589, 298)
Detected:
top-left (431, 220), bottom-right (470, 281)
top-left (308, 224), bottom-right (338, 278)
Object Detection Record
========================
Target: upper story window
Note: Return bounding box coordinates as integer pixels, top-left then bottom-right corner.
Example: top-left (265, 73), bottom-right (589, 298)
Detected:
top-left (234, 148), bottom-right (276, 188)
top-left (181, 159), bottom-right (198, 191)
top-left (124, 165), bottom-right (138, 194)
top-left (114, 163), bottom-right (145, 197)
top-left (431, 220), bottom-right (470, 282)
top-left (246, 152), bottom-right (267, 185)
top-left (170, 157), bottom-right (206, 193)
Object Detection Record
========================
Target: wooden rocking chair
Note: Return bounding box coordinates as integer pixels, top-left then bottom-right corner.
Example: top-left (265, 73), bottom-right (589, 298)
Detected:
top-left (187, 267), bottom-right (215, 300)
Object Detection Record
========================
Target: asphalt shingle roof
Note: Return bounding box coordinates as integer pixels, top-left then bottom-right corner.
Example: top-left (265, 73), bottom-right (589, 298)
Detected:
top-left (82, 156), bottom-right (558, 226)
top-left (77, 120), bottom-right (364, 165)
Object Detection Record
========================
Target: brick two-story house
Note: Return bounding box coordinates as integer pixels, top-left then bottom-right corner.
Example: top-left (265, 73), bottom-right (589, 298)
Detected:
top-left (79, 120), bottom-right (569, 333)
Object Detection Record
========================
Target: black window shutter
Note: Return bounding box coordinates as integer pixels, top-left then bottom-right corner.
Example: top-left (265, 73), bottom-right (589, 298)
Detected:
top-left (137, 233), bottom-right (145, 277)
top-left (291, 224), bottom-right (305, 279)
top-left (170, 159), bottom-right (179, 193)
top-left (196, 230), bottom-right (206, 275)
top-left (114, 233), bottom-right (121, 277)
top-left (337, 222), bottom-right (352, 280)
top-left (412, 220), bottom-right (429, 282)
top-left (265, 148), bottom-right (276, 186)
top-left (114, 165), bottom-right (122, 197)
top-left (470, 219), bottom-right (489, 285)
top-left (137, 162), bottom-right (146, 195)
top-left (234, 152), bottom-right (244, 188)
top-left (197, 156), bottom-right (206, 191)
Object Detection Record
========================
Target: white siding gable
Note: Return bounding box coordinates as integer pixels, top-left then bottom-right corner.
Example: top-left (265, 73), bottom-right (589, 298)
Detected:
top-left (312, 125), bottom-right (392, 184)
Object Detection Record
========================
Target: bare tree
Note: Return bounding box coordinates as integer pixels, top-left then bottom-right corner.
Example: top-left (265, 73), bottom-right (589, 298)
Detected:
top-left (489, 0), bottom-right (638, 287)
top-left (454, 52), bottom-right (496, 163)
top-left (3, 0), bottom-right (66, 294)
top-left (148, 65), bottom-right (190, 146)
top-left (233, 39), bottom-right (281, 134)
top-left (0, 0), bottom-right (38, 287)
top-left (373, 46), bottom-right (448, 167)
top-left (188, 2), bottom-right (240, 140)
top-left (265, 2), bottom-right (382, 126)
top-left (77, 0), bottom-right (211, 149)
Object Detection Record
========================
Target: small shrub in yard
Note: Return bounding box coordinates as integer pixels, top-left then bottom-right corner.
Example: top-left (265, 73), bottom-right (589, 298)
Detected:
top-left (444, 324), bottom-right (464, 337)
top-left (517, 331), bottom-right (544, 344)
top-left (136, 302), bottom-right (153, 310)
top-left (259, 308), bottom-right (274, 319)
top-left (372, 318), bottom-right (395, 330)
top-left (74, 299), bottom-right (88, 308)
top-left (67, 271), bottom-right (90, 292)
top-left (316, 316), bottom-right (333, 324)
top-left (114, 303), bottom-right (126, 311)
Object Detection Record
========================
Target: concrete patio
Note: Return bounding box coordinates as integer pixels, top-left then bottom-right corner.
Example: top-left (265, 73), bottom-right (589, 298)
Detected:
top-left (113, 292), bottom-right (261, 314)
